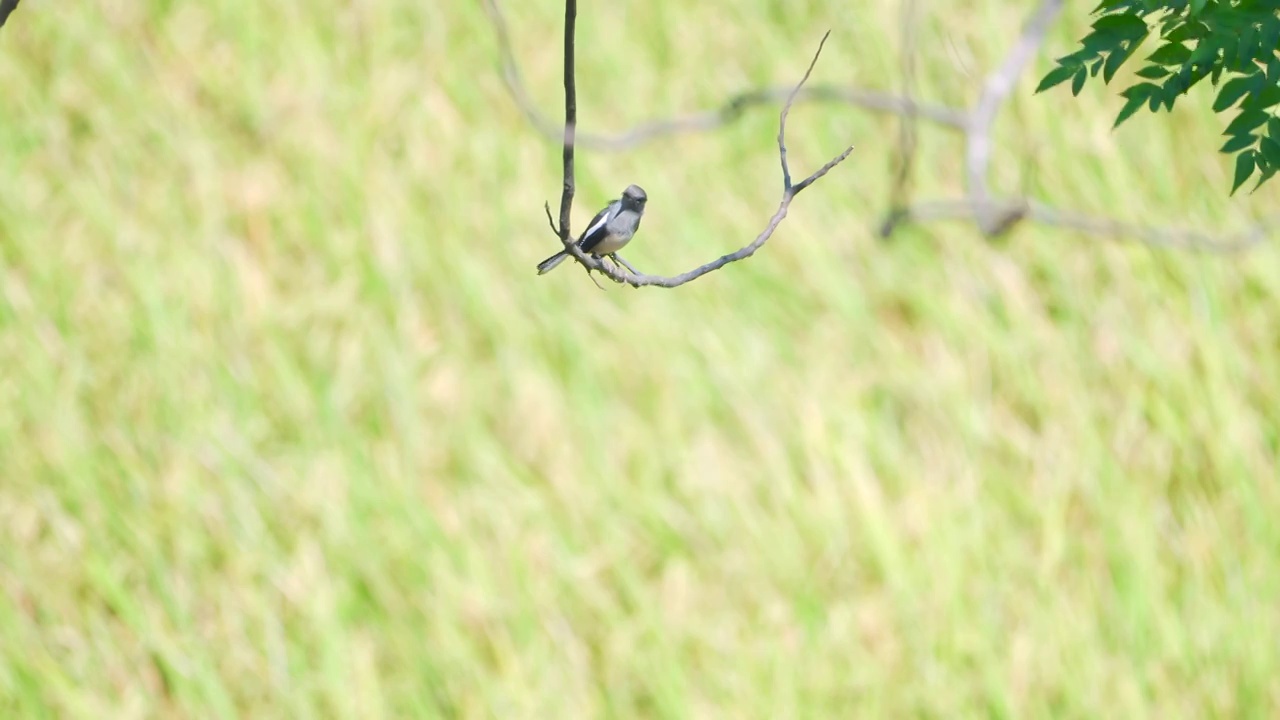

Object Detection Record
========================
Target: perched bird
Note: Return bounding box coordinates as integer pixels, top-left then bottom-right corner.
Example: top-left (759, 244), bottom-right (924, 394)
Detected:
top-left (537, 184), bottom-right (647, 275)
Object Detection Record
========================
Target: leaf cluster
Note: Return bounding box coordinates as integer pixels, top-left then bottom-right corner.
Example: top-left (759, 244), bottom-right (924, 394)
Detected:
top-left (1037, 0), bottom-right (1280, 193)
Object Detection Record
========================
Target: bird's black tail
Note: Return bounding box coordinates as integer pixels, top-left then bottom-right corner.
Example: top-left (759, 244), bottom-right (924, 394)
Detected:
top-left (536, 250), bottom-right (569, 275)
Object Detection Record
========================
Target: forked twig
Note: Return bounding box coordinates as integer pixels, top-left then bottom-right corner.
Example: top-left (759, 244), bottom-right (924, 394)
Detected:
top-left (542, 3), bottom-right (853, 288)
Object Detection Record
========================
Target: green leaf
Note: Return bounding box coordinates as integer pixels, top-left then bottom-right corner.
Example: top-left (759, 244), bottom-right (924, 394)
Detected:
top-left (1120, 81), bottom-right (1162, 99)
top-left (1249, 85), bottom-right (1280, 110)
top-left (1035, 64), bottom-right (1079, 93)
top-left (1082, 30), bottom-right (1120, 54)
top-left (1221, 37), bottom-right (1244, 72)
top-left (1232, 150), bottom-right (1257, 194)
top-left (1166, 21), bottom-right (1209, 43)
top-left (1252, 164), bottom-right (1278, 193)
top-left (1178, 64), bottom-right (1212, 93)
top-left (1148, 42), bottom-right (1192, 65)
top-left (1225, 109), bottom-right (1270, 135)
top-left (1261, 136), bottom-right (1280, 167)
top-left (1261, 16), bottom-right (1280, 56)
top-left (1213, 75), bottom-right (1257, 112)
top-left (1072, 67), bottom-right (1088, 96)
top-left (1135, 64), bottom-right (1171, 79)
top-left (1057, 49), bottom-right (1098, 66)
top-left (1093, 13), bottom-right (1149, 37)
top-left (1239, 23), bottom-right (1258, 67)
top-left (1114, 93), bottom-right (1148, 127)
top-left (1187, 38), bottom-right (1221, 68)
top-left (1189, 0), bottom-right (1209, 15)
top-left (1220, 133), bottom-right (1257, 154)
top-left (1104, 39), bottom-right (1142, 83)
top-left (1268, 116), bottom-right (1280, 140)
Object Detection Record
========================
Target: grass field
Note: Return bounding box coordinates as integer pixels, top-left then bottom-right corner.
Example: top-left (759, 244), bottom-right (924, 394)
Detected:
top-left (2, 0), bottom-right (1280, 717)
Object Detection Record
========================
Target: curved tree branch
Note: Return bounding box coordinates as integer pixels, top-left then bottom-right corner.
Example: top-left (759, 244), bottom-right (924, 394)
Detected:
top-left (542, 20), bottom-right (853, 289)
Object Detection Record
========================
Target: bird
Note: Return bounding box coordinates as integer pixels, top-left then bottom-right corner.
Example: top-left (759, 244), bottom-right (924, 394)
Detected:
top-left (536, 184), bottom-right (647, 275)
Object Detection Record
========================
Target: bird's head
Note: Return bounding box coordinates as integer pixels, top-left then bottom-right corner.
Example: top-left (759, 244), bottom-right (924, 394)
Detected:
top-left (621, 184), bottom-right (647, 211)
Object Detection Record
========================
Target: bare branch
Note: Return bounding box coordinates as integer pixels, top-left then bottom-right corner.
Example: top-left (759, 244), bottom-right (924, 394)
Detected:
top-left (555, 0), bottom-right (577, 251)
top-left (1024, 203), bottom-right (1274, 253)
top-left (881, 198), bottom-right (1269, 253)
top-left (888, 0), bottom-right (923, 229)
top-left (880, 198), bottom-right (1028, 238)
top-left (965, 0), bottom-right (1063, 236)
top-left (481, 0), bottom-right (963, 151)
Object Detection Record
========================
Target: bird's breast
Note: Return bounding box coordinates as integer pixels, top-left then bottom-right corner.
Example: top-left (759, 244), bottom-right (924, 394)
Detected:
top-left (591, 233), bottom-right (631, 255)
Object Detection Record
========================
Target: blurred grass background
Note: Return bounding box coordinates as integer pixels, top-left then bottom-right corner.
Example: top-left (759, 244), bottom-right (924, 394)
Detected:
top-left (2, 0), bottom-right (1280, 716)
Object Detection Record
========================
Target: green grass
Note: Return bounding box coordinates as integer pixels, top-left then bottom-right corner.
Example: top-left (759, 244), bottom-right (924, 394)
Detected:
top-left (2, 0), bottom-right (1279, 716)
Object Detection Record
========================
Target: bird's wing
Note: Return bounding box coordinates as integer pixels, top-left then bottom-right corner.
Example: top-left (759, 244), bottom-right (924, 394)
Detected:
top-left (577, 202), bottom-right (617, 254)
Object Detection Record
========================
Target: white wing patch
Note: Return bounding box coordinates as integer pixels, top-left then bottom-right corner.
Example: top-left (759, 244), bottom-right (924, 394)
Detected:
top-left (578, 203), bottom-right (617, 253)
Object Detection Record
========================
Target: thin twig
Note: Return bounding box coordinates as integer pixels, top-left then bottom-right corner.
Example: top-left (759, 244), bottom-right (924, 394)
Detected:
top-left (543, 202), bottom-right (559, 236)
top-left (778, 31), bottom-right (832, 192)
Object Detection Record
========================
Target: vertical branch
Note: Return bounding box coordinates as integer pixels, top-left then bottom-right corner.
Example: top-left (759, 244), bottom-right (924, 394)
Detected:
top-left (889, 0), bottom-right (921, 226)
top-left (965, 0), bottom-right (1062, 235)
top-left (557, 0), bottom-right (578, 247)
